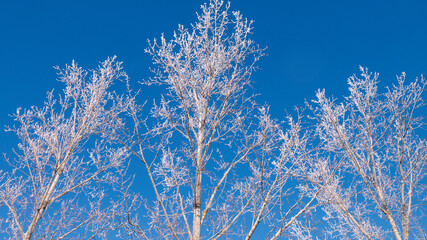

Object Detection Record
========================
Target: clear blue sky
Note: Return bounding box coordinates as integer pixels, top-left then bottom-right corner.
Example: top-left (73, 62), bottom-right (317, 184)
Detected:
top-left (1, 0), bottom-right (426, 130)
top-left (0, 0), bottom-right (426, 235)
top-left (1, 0), bottom-right (427, 119)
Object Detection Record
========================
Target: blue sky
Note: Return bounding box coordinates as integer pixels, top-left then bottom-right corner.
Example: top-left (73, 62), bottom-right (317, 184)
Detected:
top-left (0, 0), bottom-right (426, 236)
top-left (1, 0), bottom-right (426, 130)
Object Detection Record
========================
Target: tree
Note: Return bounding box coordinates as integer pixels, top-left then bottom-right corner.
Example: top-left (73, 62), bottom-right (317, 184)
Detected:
top-left (2, 1), bottom-right (425, 239)
top-left (311, 67), bottom-right (426, 239)
top-left (117, 1), bottom-right (329, 239)
top-left (0, 57), bottom-right (134, 239)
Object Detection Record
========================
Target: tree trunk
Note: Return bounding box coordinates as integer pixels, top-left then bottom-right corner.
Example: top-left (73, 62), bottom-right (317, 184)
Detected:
top-left (192, 120), bottom-right (205, 240)
top-left (192, 166), bottom-right (202, 240)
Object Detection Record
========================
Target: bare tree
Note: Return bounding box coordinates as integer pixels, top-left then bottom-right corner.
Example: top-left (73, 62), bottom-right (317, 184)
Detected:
top-left (0, 57), bottom-right (134, 239)
top-left (116, 1), bottom-right (329, 239)
top-left (4, 2), bottom-right (423, 240)
top-left (311, 67), bottom-right (427, 240)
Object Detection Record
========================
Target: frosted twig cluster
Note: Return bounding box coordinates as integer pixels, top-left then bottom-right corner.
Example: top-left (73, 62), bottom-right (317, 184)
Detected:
top-left (0, 57), bottom-right (135, 239)
top-left (311, 67), bottom-right (426, 240)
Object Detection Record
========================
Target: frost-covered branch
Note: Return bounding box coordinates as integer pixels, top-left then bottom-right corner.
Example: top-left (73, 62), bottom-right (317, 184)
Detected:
top-left (312, 67), bottom-right (426, 239)
top-left (0, 57), bottom-right (135, 239)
